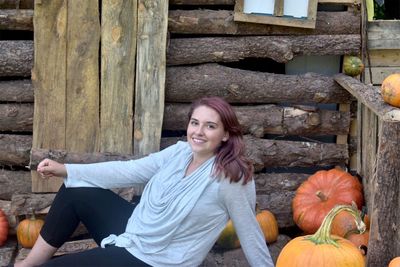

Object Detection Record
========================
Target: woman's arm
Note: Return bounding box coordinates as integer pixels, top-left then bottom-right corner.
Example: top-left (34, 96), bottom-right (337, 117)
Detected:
top-left (220, 179), bottom-right (275, 267)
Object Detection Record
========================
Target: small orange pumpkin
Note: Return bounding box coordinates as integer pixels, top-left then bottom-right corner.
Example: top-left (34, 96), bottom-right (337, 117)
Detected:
top-left (0, 209), bottom-right (9, 246)
top-left (347, 229), bottom-right (369, 256)
top-left (381, 73), bottom-right (400, 107)
top-left (17, 209), bottom-right (45, 248)
top-left (216, 205), bottom-right (279, 249)
top-left (343, 55), bottom-right (364, 77)
top-left (389, 257), bottom-right (400, 267)
top-left (276, 204), bottom-right (366, 267)
top-left (292, 168), bottom-right (364, 234)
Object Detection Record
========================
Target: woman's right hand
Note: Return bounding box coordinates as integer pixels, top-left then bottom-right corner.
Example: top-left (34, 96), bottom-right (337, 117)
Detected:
top-left (37, 159), bottom-right (67, 179)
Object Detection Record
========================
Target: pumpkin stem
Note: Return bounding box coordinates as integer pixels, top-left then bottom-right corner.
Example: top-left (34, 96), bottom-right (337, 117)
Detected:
top-left (315, 191), bottom-right (328, 201)
top-left (27, 207), bottom-right (37, 220)
top-left (306, 203), bottom-right (366, 247)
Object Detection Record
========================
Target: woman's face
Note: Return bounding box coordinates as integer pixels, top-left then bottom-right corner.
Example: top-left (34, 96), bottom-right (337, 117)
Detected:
top-left (187, 105), bottom-right (229, 160)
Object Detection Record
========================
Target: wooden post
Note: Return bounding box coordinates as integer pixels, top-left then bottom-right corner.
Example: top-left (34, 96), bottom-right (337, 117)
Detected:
top-left (334, 74), bottom-right (400, 266)
top-left (134, 0), bottom-right (168, 156)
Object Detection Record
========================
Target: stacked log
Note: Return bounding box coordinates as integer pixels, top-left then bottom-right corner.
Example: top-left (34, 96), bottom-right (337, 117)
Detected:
top-left (0, 0), bottom-right (360, 265)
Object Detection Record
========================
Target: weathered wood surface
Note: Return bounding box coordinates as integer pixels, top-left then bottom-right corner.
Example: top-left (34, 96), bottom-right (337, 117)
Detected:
top-left (0, 134), bottom-right (31, 167)
top-left (0, 169), bottom-right (31, 200)
top-left (167, 34), bottom-right (361, 65)
top-left (0, 9), bottom-right (33, 30)
top-left (364, 66), bottom-right (400, 85)
top-left (334, 74), bottom-right (400, 122)
top-left (0, 80), bottom-right (33, 102)
top-left (0, 104), bottom-right (33, 132)
top-left (164, 103), bottom-right (350, 136)
top-left (133, 0), bottom-right (168, 156)
top-left (167, 64), bottom-right (353, 104)
top-left (32, 0), bottom-right (68, 193)
top-left (0, 0), bottom-right (33, 8)
top-left (0, 102), bottom-right (350, 135)
top-left (367, 121), bottom-right (400, 266)
top-left (256, 172), bottom-right (309, 228)
top-left (368, 20), bottom-right (400, 50)
top-left (0, 41), bottom-right (33, 77)
top-left (100, 0), bottom-right (137, 154)
top-left (65, 0), bottom-right (100, 153)
top-left (29, 136), bottom-right (348, 172)
top-left (168, 10), bottom-right (360, 35)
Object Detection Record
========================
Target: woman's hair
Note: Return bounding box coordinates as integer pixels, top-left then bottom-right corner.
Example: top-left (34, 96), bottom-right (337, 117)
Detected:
top-left (188, 97), bottom-right (254, 184)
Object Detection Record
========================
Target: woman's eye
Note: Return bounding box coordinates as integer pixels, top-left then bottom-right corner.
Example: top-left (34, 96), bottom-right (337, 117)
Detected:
top-left (190, 121), bottom-right (198, 126)
top-left (208, 124), bottom-right (216, 129)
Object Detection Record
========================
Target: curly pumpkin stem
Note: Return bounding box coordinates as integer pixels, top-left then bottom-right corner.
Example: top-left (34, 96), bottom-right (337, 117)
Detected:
top-left (306, 203), bottom-right (366, 247)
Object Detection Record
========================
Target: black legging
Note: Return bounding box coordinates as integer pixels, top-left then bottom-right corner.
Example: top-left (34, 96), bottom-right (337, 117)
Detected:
top-left (38, 184), bottom-right (150, 267)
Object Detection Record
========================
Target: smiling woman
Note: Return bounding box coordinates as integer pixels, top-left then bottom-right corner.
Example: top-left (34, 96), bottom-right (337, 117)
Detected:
top-left (16, 96), bottom-right (274, 267)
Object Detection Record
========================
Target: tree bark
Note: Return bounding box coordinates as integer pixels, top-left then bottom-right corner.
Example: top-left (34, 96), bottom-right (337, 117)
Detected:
top-left (0, 134), bottom-right (31, 167)
top-left (0, 0), bottom-right (33, 9)
top-left (168, 10), bottom-right (360, 35)
top-left (166, 64), bottom-right (353, 104)
top-left (0, 104), bottom-right (33, 132)
top-left (0, 9), bottom-right (33, 30)
top-left (30, 136), bottom-right (348, 171)
top-left (367, 122), bottom-right (400, 266)
top-left (164, 103), bottom-right (350, 136)
top-left (0, 80), bottom-right (34, 102)
top-left (167, 35), bottom-right (361, 65)
top-left (255, 172), bottom-right (309, 228)
top-left (0, 41), bottom-right (33, 77)
top-left (0, 169), bottom-right (31, 200)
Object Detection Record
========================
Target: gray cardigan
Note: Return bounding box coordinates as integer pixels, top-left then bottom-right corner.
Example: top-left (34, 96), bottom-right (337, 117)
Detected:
top-left (64, 141), bottom-right (274, 267)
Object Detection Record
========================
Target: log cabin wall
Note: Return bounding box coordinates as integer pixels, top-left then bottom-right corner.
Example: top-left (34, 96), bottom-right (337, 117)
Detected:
top-left (0, 0), bottom-right (362, 265)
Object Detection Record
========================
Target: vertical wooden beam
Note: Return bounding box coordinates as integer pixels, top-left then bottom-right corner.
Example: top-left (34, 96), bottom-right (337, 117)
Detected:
top-left (66, 0), bottom-right (100, 153)
top-left (273, 0), bottom-right (284, 17)
top-left (367, 121), bottom-right (400, 266)
top-left (134, 0), bottom-right (168, 156)
top-left (100, 0), bottom-right (137, 154)
top-left (31, 0), bottom-right (67, 192)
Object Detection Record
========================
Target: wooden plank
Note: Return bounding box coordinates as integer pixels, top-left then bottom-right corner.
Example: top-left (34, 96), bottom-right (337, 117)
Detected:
top-left (366, 49), bottom-right (400, 67)
top-left (65, 0), bottom-right (100, 153)
top-left (368, 21), bottom-right (400, 50)
top-left (31, 0), bottom-right (67, 192)
top-left (274, 0), bottom-right (284, 17)
top-left (134, 0), bottom-right (168, 155)
top-left (334, 74), bottom-right (400, 122)
top-left (364, 67), bottom-right (400, 85)
top-left (318, 0), bottom-right (360, 3)
top-left (100, 0), bottom-right (137, 154)
top-left (366, 121), bottom-right (400, 266)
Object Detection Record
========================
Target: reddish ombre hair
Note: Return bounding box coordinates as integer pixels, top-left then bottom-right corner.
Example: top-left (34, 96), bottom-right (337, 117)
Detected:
top-left (188, 97), bottom-right (254, 184)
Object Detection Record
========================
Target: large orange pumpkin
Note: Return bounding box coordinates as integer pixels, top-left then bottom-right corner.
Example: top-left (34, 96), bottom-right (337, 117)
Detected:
top-left (0, 209), bottom-right (9, 246)
top-left (381, 73), bottom-right (400, 107)
top-left (17, 210), bottom-right (45, 248)
top-left (389, 257), bottom-right (400, 267)
top-left (276, 204), bottom-right (366, 267)
top-left (216, 206), bottom-right (279, 249)
top-left (292, 168), bottom-right (364, 234)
